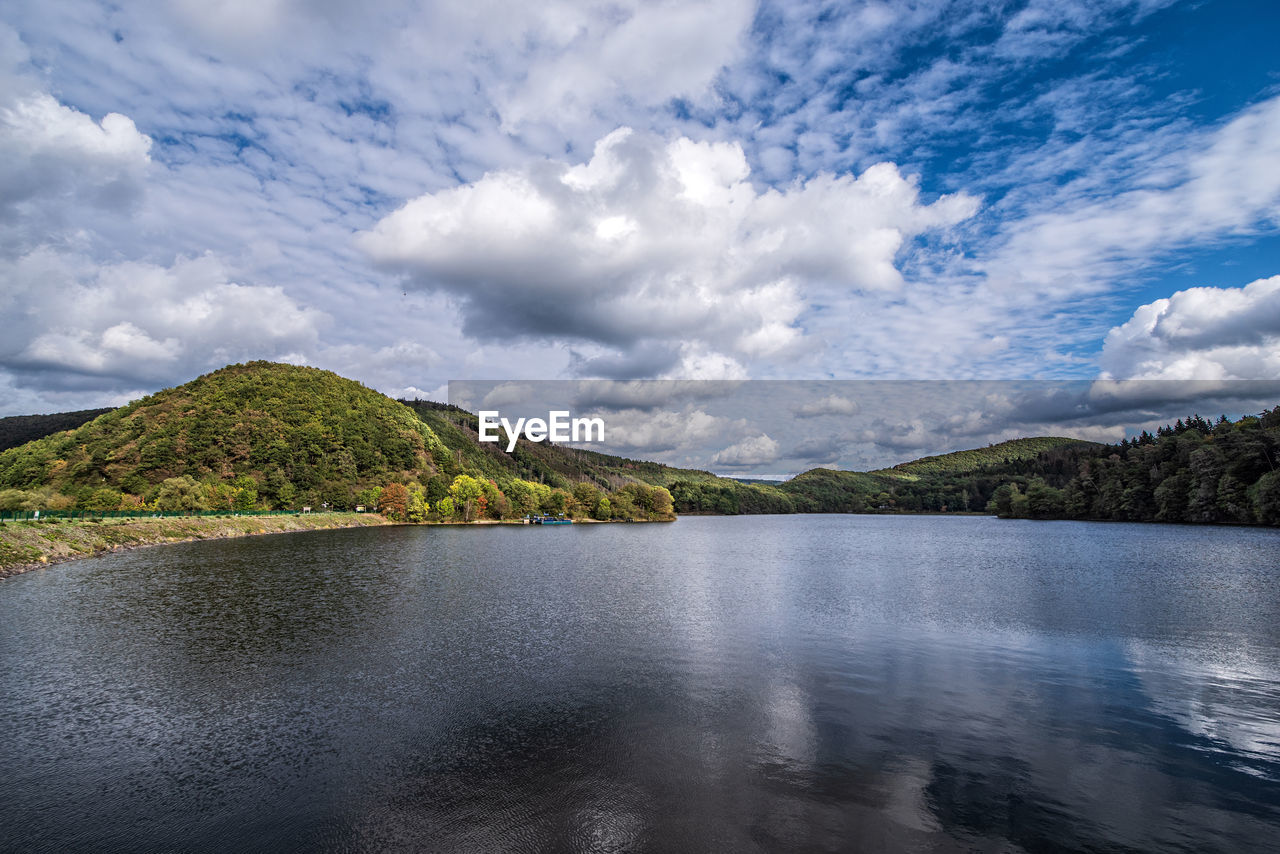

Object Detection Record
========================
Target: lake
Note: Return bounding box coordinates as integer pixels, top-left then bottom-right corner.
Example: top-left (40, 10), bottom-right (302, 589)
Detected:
top-left (2, 515), bottom-right (1279, 852)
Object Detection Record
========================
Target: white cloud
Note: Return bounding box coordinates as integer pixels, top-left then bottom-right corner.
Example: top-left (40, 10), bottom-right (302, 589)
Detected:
top-left (0, 89), bottom-right (152, 253)
top-left (359, 126), bottom-right (977, 374)
top-left (2, 0), bottom-right (1277, 415)
top-left (984, 96), bottom-right (1280, 298)
top-left (796, 394), bottom-right (858, 417)
top-left (1, 250), bottom-right (327, 387)
top-left (0, 92), bottom-right (151, 195)
top-left (597, 406), bottom-right (732, 453)
top-left (492, 0), bottom-right (756, 131)
top-left (711, 432), bottom-right (779, 467)
top-left (1100, 276), bottom-right (1280, 380)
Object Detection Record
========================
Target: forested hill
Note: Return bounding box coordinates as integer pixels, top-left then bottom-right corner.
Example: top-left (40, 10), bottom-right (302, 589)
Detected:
top-left (665, 410), bottom-right (1280, 526)
top-left (879, 437), bottom-right (1088, 478)
top-left (666, 438), bottom-right (1098, 516)
top-left (987, 411), bottom-right (1280, 525)
top-left (0, 362), bottom-right (676, 522)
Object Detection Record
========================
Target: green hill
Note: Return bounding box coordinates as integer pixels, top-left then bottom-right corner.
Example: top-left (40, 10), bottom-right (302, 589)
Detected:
top-left (877, 437), bottom-right (1093, 480)
top-left (0, 362), bottom-right (678, 521)
top-left (0, 362), bottom-right (449, 511)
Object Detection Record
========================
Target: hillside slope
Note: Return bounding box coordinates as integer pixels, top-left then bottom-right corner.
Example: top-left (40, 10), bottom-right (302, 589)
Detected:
top-left (401, 400), bottom-right (720, 492)
top-left (877, 437), bottom-right (1093, 479)
top-left (0, 362), bottom-right (678, 522)
top-left (0, 362), bottom-right (449, 510)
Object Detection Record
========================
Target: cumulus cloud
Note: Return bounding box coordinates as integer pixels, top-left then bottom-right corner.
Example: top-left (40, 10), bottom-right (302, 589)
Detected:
top-left (4, 0), bottom-right (1279, 414)
top-left (0, 90), bottom-right (152, 254)
top-left (1100, 276), bottom-right (1280, 380)
top-left (360, 126), bottom-right (977, 376)
top-left (786, 433), bottom-right (849, 464)
top-left (796, 394), bottom-right (858, 417)
top-left (568, 379), bottom-right (741, 411)
top-left (598, 406), bottom-right (732, 454)
top-left (0, 91), bottom-right (151, 205)
top-left (711, 433), bottom-right (780, 467)
top-left (0, 250), bottom-right (326, 389)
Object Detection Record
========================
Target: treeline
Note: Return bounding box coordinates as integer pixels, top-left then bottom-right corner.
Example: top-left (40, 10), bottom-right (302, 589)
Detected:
top-left (669, 443), bottom-right (1099, 517)
top-left (366, 474), bottom-right (673, 523)
top-left (990, 409), bottom-right (1280, 525)
top-left (669, 409), bottom-right (1280, 527)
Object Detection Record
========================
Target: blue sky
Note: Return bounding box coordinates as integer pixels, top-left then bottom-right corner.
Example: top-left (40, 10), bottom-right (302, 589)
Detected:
top-left (1, 0), bottom-right (1279, 423)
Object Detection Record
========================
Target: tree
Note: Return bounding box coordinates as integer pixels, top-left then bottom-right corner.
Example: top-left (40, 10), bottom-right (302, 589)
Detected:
top-left (355, 485), bottom-right (382, 510)
top-left (380, 483), bottom-right (409, 521)
top-left (544, 488), bottom-right (570, 516)
top-left (506, 479), bottom-right (536, 516)
top-left (572, 482), bottom-right (601, 518)
top-left (650, 486), bottom-right (674, 519)
top-left (449, 474), bottom-right (484, 521)
top-left (594, 496), bottom-right (612, 520)
top-left (85, 488), bottom-right (124, 511)
top-left (1251, 471), bottom-right (1280, 525)
top-left (407, 488), bottom-right (428, 522)
top-left (1025, 478), bottom-right (1063, 518)
top-left (436, 496), bottom-right (456, 517)
top-left (152, 476), bottom-right (210, 512)
top-left (232, 475), bottom-right (258, 512)
top-left (988, 483), bottom-right (1016, 517)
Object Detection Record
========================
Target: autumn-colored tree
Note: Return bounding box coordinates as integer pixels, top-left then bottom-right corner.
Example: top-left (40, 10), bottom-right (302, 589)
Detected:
top-left (380, 482), bottom-right (410, 521)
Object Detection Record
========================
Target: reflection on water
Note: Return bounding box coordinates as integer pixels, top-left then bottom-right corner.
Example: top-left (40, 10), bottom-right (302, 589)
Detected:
top-left (2, 516), bottom-right (1279, 852)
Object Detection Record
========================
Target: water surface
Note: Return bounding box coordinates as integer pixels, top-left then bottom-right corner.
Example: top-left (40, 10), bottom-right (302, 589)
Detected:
top-left (2, 515), bottom-right (1279, 852)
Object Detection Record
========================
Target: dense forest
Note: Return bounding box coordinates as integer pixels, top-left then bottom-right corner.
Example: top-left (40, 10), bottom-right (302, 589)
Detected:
top-left (0, 363), bottom-right (675, 523)
top-left (667, 412), bottom-right (1280, 526)
top-left (987, 410), bottom-right (1280, 525)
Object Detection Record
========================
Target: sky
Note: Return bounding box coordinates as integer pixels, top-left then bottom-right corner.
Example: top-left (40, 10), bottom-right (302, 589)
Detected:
top-left (2, 0), bottom-right (1279, 458)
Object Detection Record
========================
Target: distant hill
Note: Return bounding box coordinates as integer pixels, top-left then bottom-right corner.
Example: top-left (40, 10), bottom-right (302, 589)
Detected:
top-left (0, 408), bottom-right (112, 453)
top-left (877, 436), bottom-right (1092, 480)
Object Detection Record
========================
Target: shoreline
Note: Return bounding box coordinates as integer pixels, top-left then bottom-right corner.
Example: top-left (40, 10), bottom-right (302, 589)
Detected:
top-left (0, 513), bottom-right (394, 581)
top-left (0, 513), bottom-right (675, 580)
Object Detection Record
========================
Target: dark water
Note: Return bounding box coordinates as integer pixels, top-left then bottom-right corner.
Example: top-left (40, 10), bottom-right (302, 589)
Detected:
top-left (2, 516), bottom-right (1279, 853)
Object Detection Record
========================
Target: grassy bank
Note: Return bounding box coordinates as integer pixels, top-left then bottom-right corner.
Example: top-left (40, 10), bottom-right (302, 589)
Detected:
top-left (0, 513), bottom-right (393, 579)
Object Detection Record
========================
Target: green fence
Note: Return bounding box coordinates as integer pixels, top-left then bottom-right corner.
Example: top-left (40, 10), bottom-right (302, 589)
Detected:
top-left (0, 509), bottom-right (321, 522)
